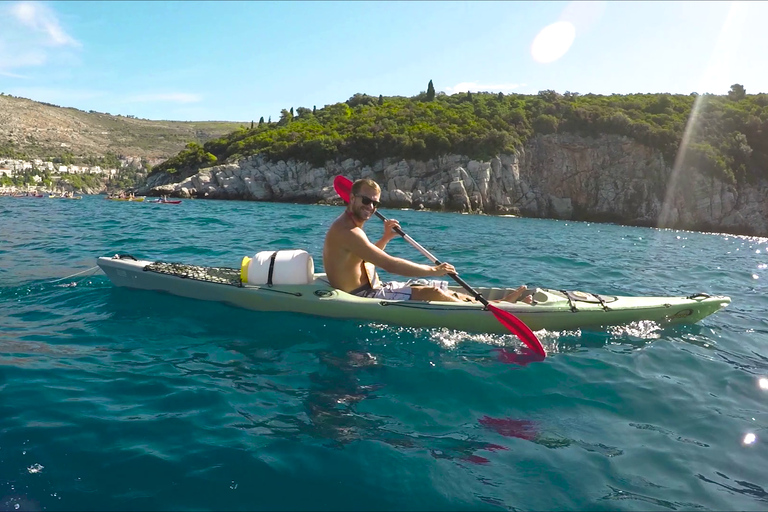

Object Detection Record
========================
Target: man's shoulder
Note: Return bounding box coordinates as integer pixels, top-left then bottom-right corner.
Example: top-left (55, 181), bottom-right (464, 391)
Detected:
top-left (328, 215), bottom-right (361, 234)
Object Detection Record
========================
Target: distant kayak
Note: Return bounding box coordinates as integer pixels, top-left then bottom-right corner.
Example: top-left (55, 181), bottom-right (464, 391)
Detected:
top-left (97, 254), bottom-right (732, 334)
top-left (49, 195), bottom-right (82, 200)
top-left (106, 197), bottom-right (145, 202)
top-left (145, 199), bottom-right (182, 204)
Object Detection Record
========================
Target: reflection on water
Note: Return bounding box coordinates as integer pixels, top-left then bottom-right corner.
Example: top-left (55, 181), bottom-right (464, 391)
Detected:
top-left (600, 485), bottom-right (707, 510)
top-left (697, 473), bottom-right (768, 503)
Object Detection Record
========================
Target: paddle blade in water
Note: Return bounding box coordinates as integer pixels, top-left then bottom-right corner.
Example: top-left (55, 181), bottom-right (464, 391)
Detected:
top-left (488, 304), bottom-right (546, 358)
top-left (333, 175), bottom-right (353, 203)
top-left (494, 347), bottom-right (546, 366)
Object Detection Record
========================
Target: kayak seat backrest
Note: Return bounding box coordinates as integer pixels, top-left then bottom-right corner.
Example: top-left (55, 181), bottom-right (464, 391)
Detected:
top-left (241, 250), bottom-right (315, 286)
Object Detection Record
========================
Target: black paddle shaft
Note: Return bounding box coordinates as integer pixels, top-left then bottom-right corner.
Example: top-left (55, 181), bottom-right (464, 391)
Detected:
top-left (374, 210), bottom-right (491, 308)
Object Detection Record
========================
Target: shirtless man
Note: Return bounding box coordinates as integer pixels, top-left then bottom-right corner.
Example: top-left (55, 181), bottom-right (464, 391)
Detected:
top-left (323, 178), bottom-right (532, 303)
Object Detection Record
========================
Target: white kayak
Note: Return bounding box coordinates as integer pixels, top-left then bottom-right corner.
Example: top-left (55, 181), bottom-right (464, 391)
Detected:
top-left (96, 254), bottom-right (731, 334)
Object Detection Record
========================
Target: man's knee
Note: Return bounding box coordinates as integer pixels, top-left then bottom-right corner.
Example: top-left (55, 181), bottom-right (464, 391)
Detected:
top-left (410, 286), bottom-right (452, 302)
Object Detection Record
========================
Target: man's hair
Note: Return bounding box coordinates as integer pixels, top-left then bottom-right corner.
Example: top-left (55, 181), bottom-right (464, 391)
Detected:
top-left (351, 179), bottom-right (380, 196)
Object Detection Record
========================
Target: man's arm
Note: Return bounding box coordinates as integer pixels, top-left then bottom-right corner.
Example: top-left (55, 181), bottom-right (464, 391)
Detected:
top-left (344, 228), bottom-right (448, 278)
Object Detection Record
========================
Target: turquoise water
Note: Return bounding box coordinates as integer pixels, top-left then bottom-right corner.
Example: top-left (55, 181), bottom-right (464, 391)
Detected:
top-left (1, 195), bottom-right (766, 511)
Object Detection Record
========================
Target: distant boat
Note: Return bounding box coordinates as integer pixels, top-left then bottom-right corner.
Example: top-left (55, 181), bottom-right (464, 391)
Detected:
top-left (106, 197), bottom-right (145, 202)
top-left (146, 198), bottom-right (182, 204)
top-left (49, 195), bottom-right (82, 200)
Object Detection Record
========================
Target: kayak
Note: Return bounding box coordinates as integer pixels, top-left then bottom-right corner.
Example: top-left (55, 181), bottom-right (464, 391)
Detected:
top-left (146, 199), bottom-right (182, 204)
top-left (96, 254), bottom-right (731, 333)
top-left (49, 195), bottom-right (82, 200)
top-left (106, 197), bottom-right (145, 202)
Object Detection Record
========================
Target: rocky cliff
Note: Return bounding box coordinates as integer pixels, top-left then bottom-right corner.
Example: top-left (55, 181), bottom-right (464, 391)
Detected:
top-left (138, 134), bottom-right (768, 237)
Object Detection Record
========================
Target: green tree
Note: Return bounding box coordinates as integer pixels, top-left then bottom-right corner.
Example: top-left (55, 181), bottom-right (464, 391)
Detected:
top-left (279, 109), bottom-right (293, 125)
top-left (728, 84), bottom-right (746, 101)
top-left (426, 80), bottom-right (435, 102)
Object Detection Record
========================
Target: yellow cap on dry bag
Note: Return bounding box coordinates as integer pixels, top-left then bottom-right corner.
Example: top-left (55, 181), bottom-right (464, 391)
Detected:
top-left (240, 256), bottom-right (252, 284)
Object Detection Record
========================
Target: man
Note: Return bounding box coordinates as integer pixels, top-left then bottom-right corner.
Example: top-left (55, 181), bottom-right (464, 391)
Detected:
top-left (323, 178), bottom-right (532, 303)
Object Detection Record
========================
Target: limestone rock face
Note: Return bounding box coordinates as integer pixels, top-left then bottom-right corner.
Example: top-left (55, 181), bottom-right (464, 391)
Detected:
top-left (136, 135), bottom-right (768, 237)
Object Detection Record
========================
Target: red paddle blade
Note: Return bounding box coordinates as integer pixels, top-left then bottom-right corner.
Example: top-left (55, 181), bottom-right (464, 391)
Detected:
top-left (488, 304), bottom-right (546, 358)
top-left (333, 175), bottom-right (353, 203)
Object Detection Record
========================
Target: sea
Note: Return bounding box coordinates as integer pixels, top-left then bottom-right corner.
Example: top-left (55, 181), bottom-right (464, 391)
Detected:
top-left (0, 194), bottom-right (766, 511)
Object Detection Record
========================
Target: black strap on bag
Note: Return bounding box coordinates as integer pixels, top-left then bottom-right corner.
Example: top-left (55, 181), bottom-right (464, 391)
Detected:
top-left (267, 251), bottom-right (279, 287)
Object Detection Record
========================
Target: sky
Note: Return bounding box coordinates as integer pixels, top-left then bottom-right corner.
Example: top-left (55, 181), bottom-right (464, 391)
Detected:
top-left (1, 1), bottom-right (767, 122)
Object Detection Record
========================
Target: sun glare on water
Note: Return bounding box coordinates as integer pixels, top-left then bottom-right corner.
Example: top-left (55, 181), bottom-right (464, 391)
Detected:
top-left (530, 21), bottom-right (576, 64)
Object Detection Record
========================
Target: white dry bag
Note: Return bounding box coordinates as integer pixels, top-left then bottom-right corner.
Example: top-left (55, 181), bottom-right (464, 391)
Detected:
top-left (240, 249), bottom-right (314, 285)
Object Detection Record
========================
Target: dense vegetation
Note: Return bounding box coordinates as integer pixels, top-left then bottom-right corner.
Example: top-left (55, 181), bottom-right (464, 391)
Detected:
top-left (151, 83), bottom-right (768, 186)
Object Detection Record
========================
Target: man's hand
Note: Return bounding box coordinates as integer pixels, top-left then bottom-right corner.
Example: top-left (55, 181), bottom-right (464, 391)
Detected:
top-left (431, 262), bottom-right (457, 276)
top-left (382, 219), bottom-right (401, 242)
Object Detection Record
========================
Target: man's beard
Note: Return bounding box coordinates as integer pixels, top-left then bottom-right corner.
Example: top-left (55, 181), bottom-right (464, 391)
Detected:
top-left (349, 206), bottom-right (369, 222)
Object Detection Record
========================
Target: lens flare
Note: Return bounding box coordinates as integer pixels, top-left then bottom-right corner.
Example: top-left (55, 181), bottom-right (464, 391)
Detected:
top-left (530, 21), bottom-right (576, 64)
top-left (658, 2), bottom-right (749, 229)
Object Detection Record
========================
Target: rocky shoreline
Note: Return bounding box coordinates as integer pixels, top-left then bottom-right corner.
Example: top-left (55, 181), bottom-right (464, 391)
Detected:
top-left (137, 134), bottom-right (768, 238)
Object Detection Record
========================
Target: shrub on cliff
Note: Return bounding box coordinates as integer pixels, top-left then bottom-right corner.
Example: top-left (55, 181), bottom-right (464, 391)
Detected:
top-left (149, 142), bottom-right (217, 178)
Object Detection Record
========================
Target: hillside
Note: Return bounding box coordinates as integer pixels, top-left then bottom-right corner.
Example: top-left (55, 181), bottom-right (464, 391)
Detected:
top-left (0, 94), bottom-right (246, 161)
top-left (151, 84), bottom-right (768, 188)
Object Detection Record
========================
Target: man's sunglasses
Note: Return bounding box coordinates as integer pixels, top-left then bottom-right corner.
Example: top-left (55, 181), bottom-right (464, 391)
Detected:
top-left (358, 195), bottom-right (380, 208)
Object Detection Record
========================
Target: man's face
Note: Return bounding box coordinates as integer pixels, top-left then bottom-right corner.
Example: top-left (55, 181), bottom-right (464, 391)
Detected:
top-left (349, 185), bottom-right (380, 222)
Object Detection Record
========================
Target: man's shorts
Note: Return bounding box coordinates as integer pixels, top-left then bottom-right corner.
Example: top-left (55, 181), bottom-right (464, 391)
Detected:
top-left (354, 279), bottom-right (449, 300)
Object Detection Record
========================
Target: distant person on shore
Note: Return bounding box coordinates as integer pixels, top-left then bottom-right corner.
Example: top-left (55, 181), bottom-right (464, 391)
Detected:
top-left (322, 178), bottom-right (532, 303)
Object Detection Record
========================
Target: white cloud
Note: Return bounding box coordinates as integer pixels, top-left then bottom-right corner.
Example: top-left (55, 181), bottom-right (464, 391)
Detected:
top-left (0, 45), bottom-right (47, 69)
top-left (0, 2), bottom-right (80, 75)
top-left (443, 82), bottom-right (526, 94)
top-left (0, 70), bottom-right (30, 79)
top-left (11, 1), bottom-right (80, 47)
top-left (123, 93), bottom-right (203, 104)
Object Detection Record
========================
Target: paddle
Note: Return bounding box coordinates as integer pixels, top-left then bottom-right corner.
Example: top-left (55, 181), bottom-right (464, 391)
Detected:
top-left (333, 175), bottom-right (546, 359)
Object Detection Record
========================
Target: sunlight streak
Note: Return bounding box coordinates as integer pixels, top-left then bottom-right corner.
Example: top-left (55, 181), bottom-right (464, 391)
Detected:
top-left (658, 1), bottom-right (749, 228)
